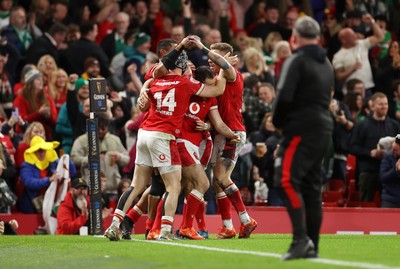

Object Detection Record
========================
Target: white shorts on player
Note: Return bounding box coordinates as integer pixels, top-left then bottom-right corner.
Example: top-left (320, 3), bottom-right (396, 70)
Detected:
top-left (136, 129), bottom-right (181, 174)
top-left (177, 135), bottom-right (212, 168)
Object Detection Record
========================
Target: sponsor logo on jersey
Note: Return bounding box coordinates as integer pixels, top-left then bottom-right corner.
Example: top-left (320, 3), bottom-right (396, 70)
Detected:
top-left (189, 102), bottom-right (200, 114)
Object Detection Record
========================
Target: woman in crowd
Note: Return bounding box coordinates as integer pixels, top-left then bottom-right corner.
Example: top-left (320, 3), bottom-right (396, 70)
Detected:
top-left (47, 68), bottom-right (69, 113)
top-left (13, 68), bottom-right (58, 140)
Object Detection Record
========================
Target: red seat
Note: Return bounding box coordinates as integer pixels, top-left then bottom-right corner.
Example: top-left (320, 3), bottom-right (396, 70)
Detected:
top-left (322, 191), bottom-right (345, 207)
top-left (328, 179), bottom-right (347, 195)
top-left (345, 190), bottom-right (379, 207)
top-left (346, 154), bottom-right (356, 182)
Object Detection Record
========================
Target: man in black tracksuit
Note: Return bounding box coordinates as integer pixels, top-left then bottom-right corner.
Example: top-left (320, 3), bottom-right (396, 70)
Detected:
top-left (272, 16), bottom-right (334, 261)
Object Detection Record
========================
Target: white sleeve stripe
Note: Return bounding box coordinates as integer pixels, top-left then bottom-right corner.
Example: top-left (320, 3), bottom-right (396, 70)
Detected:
top-left (195, 84), bottom-right (205, 95)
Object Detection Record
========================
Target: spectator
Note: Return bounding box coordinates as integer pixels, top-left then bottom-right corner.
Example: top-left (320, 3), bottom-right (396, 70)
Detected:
top-left (0, 141), bottom-right (17, 198)
top-left (36, 54), bottom-right (58, 87)
top-left (13, 68), bottom-right (58, 140)
top-left (376, 40), bottom-right (400, 116)
top-left (257, 82), bottom-right (275, 106)
top-left (25, 22), bottom-right (67, 66)
top-left (241, 46), bottom-right (274, 84)
top-left (248, 4), bottom-right (283, 42)
top-left (100, 12), bottom-right (130, 61)
top-left (253, 166), bottom-right (268, 205)
top-left (379, 135), bottom-right (400, 208)
top-left (343, 92), bottom-right (364, 122)
top-left (321, 7), bottom-right (343, 62)
top-left (0, 0), bottom-right (12, 30)
top-left (81, 57), bottom-right (102, 80)
top-left (329, 95), bottom-right (355, 181)
top-left (0, 50), bottom-right (13, 117)
top-left (249, 112), bottom-right (281, 206)
top-left (129, 0), bottom-right (152, 35)
top-left (392, 80), bottom-right (400, 121)
top-left (263, 31), bottom-right (283, 57)
top-left (332, 13), bottom-right (384, 98)
top-left (48, 68), bottom-right (68, 113)
top-left (1, 6), bottom-right (33, 58)
top-left (47, 68), bottom-right (68, 113)
top-left (13, 63), bottom-right (35, 96)
top-left (14, 121), bottom-right (45, 170)
top-left (271, 40), bottom-right (291, 80)
top-left (0, 34), bottom-right (21, 87)
top-left (242, 74), bottom-right (271, 133)
top-left (56, 77), bottom-right (89, 155)
top-left (18, 135), bottom-right (76, 213)
top-left (66, 74), bottom-right (90, 139)
top-left (122, 32), bottom-right (151, 83)
top-left (60, 21), bottom-right (110, 77)
top-left (280, 6), bottom-right (299, 41)
top-left (109, 29), bottom-right (136, 91)
top-left (56, 176), bottom-right (90, 235)
top-left (349, 92), bottom-right (400, 202)
top-left (65, 23), bottom-right (81, 44)
top-left (70, 114), bottom-right (129, 203)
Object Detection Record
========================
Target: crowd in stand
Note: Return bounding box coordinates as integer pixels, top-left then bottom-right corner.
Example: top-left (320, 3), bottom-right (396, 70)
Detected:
top-left (0, 0), bottom-right (399, 223)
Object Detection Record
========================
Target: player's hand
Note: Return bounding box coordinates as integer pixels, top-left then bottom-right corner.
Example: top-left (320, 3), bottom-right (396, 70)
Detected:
top-left (228, 133), bottom-right (241, 144)
top-left (224, 52), bottom-right (237, 66)
top-left (195, 119), bottom-right (208, 131)
top-left (137, 90), bottom-right (151, 111)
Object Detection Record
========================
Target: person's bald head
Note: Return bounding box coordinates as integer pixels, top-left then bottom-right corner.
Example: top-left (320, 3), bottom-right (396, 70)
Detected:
top-left (338, 28), bottom-right (357, 48)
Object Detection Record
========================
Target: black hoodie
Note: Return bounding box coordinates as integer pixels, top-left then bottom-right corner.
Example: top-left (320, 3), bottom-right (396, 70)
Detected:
top-left (272, 45), bottom-right (334, 135)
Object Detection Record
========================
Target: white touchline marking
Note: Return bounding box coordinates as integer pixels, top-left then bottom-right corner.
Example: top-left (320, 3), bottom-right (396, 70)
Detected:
top-left (131, 239), bottom-right (400, 269)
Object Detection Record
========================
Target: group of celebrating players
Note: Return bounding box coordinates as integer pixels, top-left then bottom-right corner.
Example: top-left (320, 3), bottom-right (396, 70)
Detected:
top-left (104, 35), bottom-right (257, 241)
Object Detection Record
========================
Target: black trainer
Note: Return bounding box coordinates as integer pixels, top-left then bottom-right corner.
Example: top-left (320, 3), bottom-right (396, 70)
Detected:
top-left (121, 216), bottom-right (134, 240)
top-left (281, 237), bottom-right (317, 261)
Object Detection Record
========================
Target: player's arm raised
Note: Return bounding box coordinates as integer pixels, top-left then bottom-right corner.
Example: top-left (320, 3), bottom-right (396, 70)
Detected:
top-left (189, 36), bottom-right (236, 81)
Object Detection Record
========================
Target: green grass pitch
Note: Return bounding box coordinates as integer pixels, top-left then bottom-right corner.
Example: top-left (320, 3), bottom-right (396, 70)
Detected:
top-left (1, 234), bottom-right (399, 269)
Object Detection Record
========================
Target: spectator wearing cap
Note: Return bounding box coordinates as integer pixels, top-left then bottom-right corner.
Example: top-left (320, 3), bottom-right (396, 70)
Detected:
top-left (379, 135), bottom-right (400, 208)
top-left (13, 68), bottom-right (58, 140)
top-left (56, 175), bottom-right (89, 234)
top-left (122, 32), bottom-right (151, 83)
top-left (272, 16), bottom-right (334, 260)
top-left (59, 21), bottom-right (110, 78)
top-left (332, 13), bottom-right (384, 98)
top-left (321, 7), bottom-right (343, 62)
top-left (100, 12), bottom-right (130, 61)
top-left (81, 56), bottom-right (102, 80)
top-left (56, 77), bottom-right (89, 154)
top-left (25, 22), bottom-right (68, 66)
top-left (19, 135), bottom-right (76, 213)
top-left (56, 174), bottom-right (113, 234)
